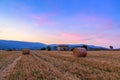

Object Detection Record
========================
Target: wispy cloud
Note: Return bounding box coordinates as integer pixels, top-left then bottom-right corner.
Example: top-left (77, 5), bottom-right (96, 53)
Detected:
top-left (92, 34), bottom-right (120, 48)
top-left (75, 13), bottom-right (116, 30)
top-left (30, 13), bottom-right (57, 27)
top-left (61, 33), bottom-right (82, 41)
top-left (69, 13), bottom-right (117, 38)
top-left (60, 32), bottom-right (94, 42)
top-left (29, 12), bottom-right (118, 45)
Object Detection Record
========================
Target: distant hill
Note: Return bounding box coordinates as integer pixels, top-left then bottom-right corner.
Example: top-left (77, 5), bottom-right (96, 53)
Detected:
top-left (0, 40), bottom-right (47, 50)
top-left (49, 44), bottom-right (108, 51)
top-left (0, 40), bottom-right (108, 50)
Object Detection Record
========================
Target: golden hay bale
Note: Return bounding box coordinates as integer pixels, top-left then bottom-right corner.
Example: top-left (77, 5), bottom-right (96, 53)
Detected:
top-left (22, 48), bottom-right (30, 55)
top-left (73, 48), bottom-right (87, 57)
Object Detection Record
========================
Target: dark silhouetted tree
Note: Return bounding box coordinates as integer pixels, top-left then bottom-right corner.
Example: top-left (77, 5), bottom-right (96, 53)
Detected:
top-left (47, 46), bottom-right (51, 51)
top-left (7, 48), bottom-right (13, 51)
top-left (41, 47), bottom-right (46, 50)
top-left (71, 48), bottom-right (75, 51)
top-left (82, 45), bottom-right (87, 50)
top-left (109, 46), bottom-right (113, 50)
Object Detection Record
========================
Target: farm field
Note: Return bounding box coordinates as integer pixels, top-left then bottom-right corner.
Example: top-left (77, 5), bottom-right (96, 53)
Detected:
top-left (0, 50), bottom-right (120, 80)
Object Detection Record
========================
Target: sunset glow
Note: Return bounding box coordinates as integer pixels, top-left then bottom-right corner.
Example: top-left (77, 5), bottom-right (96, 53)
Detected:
top-left (0, 0), bottom-right (120, 48)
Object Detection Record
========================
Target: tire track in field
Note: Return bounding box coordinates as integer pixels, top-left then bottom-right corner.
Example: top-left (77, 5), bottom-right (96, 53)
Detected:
top-left (31, 53), bottom-right (68, 80)
top-left (33, 52), bottom-right (84, 79)
top-left (0, 56), bottom-right (22, 80)
top-left (7, 54), bottom-right (67, 80)
top-left (32, 52), bottom-right (80, 80)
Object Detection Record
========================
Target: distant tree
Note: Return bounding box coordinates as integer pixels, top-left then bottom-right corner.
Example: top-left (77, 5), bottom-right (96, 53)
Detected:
top-left (71, 48), bottom-right (75, 51)
top-left (7, 48), bottom-right (13, 51)
top-left (82, 45), bottom-right (87, 50)
top-left (47, 46), bottom-right (51, 51)
top-left (41, 47), bottom-right (46, 50)
top-left (109, 46), bottom-right (113, 50)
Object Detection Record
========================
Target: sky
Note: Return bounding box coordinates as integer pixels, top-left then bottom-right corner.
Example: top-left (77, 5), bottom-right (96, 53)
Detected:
top-left (0, 0), bottom-right (120, 48)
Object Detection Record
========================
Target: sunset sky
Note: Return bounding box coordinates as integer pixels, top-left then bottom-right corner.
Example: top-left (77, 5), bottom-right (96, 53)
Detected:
top-left (0, 0), bottom-right (120, 48)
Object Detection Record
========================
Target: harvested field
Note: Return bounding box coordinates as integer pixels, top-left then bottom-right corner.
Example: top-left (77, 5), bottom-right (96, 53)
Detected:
top-left (0, 51), bottom-right (120, 80)
top-left (0, 51), bottom-right (21, 80)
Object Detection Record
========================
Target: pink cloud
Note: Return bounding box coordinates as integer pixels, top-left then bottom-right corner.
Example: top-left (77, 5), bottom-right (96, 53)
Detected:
top-left (59, 31), bottom-right (119, 46)
top-left (71, 13), bottom-right (117, 37)
top-left (91, 33), bottom-right (120, 48)
top-left (61, 33), bottom-right (82, 40)
top-left (73, 13), bottom-right (116, 30)
top-left (29, 13), bottom-right (119, 47)
top-left (90, 20), bottom-right (116, 39)
top-left (60, 32), bottom-right (94, 42)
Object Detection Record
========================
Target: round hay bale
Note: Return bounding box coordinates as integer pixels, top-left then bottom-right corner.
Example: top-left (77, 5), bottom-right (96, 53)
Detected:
top-left (22, 48), bottom-right (30, 55)
top-left (73, 48), bottom-right (87, 57)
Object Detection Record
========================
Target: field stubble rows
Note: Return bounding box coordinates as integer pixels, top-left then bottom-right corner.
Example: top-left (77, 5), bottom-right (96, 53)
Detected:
top-left (0, 50), bottom-right (120, 80)
top-left (0, 51), bottom-right (21, 80)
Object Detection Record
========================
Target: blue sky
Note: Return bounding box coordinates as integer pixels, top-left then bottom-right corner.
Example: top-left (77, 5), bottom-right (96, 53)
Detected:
top-left (0, 0), bottom-right (120, 48)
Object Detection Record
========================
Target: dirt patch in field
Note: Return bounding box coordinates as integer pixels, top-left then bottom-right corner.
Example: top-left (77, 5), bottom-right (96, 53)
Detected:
top-left (0, 56), bottom-right (22, 80)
